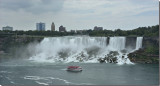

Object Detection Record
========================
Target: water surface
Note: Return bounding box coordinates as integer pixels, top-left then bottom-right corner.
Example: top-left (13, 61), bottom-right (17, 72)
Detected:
top-left (0, 59), bottom-right (159, 85)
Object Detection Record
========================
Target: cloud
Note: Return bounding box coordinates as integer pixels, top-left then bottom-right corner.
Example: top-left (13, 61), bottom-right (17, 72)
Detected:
top-left (0, 0), bottom-right (158, 31)
top-left (134, 10), bottom-right (159, 16)
top-left (0, 0), bottom-right (32, 10)
top-left (0, 0), bottom-right (64, 14)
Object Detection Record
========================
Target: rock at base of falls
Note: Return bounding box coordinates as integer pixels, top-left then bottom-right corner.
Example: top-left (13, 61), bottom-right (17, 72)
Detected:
top-left (128, 49), bottom-right (159, 64)
top-left (98, 51), bottom-right (120, 63)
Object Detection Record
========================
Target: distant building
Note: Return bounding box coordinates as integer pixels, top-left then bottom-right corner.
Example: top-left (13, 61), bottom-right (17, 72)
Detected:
top-left (36, 22), bottom-right (45, 31)
top-left (94, 26), bottom-right (103, 31)
top-left (2, 26), bottom-right (13, 31)
top-left (59, 25), bottom-right (66, 32)
top-left (70, 30), bottom-right (75, 33)
top-left (51, 22), bottom-right (55, 31)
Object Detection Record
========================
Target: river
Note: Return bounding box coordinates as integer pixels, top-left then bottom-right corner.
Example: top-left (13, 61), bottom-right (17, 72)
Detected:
top-left (0, 59), bottom-right (159, 85)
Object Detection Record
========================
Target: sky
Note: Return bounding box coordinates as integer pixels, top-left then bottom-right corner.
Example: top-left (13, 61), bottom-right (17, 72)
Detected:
top-left (0, 0), bottom-right (159, 31)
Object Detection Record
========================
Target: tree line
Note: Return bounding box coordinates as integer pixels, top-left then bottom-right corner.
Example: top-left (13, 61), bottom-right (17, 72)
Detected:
top-left (0, 25), bottom-right (158, 37)
top-left (89, 25), bottom-right (159, 37)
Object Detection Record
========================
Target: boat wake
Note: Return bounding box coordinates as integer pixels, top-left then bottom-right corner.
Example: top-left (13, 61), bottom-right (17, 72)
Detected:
top-left (24, 76), bottom-right (93, 85)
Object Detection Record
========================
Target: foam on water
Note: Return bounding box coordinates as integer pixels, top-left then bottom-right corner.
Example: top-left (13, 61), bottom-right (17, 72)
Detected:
top-left (35, 81), bottom-right (49, 85)
top-left (117, 54), bottom-right (134, 65)
top-left (24, 76), bottom-right (92, 85)
top-left (28, 36), bottom-right (143, 64)
top-left (0, 71), bottom-right (12, 74)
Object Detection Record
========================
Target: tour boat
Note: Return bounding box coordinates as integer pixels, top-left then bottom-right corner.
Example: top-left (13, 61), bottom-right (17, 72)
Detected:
top-left (67, 66), bottom-right (82, 72)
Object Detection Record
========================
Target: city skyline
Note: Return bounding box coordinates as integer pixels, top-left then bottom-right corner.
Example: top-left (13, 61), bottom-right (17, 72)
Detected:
top-left (36, 22), bottom-right (45, 31)
top-left (51, 22), bottom-right (55, 31)
top-left (0, 0), bottom-right (158, 31)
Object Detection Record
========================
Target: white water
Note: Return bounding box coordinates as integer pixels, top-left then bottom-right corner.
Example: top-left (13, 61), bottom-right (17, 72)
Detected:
top-left (28, 36), bottom-right (143, 64)
top-left (108, 37), bottom-right (126, 51)
top-left (24, 76), bottom-right (93, 85)
top-left (136, 37), bottom-right (143, 50)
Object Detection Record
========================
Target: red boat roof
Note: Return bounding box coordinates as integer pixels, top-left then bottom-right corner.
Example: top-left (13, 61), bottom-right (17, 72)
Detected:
top-left (68, 66), bottom-right (81, 68)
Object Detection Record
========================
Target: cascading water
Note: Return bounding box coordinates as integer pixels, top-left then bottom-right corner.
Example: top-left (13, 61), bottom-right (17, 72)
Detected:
top-left (28, 36), bottom-right (143, 64)
top-left (29, 36), bottom-right (107, 63)
top-left (136, 37), bottom-right (143, 50)
top-left (108, 37), bottom-right (126, 51)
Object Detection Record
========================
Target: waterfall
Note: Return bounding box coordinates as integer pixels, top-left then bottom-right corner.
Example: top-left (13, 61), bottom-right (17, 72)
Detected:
top-left (136, 37), bottom-right (143, 50)
top-left (28, 36), bottom-right (143, 64)
top-left (29, 36), bottom-right (107, 62)
top-left (108, 37), bottom-right (126, 51)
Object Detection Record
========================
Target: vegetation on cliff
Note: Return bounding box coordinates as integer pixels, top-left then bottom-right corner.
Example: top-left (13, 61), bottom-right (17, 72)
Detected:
top-left (128, 49), bottom-right (159, 64)
top-left (0, 35), bottom-right (43, 54)
top-left (128, 37), bottom-right (159, 64)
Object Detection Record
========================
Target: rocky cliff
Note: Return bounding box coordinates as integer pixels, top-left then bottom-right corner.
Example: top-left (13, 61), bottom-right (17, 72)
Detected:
top-left (128, 37), bottom-right (159, 64)
top-left (0, 35), bottom-right (43, 54)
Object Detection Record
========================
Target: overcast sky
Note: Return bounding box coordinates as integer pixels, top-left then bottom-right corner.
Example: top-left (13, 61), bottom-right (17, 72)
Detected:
top-left (0, 0), bottom-right (158, 31)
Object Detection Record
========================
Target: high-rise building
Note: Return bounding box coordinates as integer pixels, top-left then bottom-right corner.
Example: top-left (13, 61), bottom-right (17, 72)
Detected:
top-left (51, 22), bottom-right (55, 31)
top-left (59, 25), bottom-right (66, 32)
top-left (94, 26), bottom-right (103, 31)
top-left (36, 22), bottom-right (45, 31)
top-left (2, 26), bottom-right (13, 31)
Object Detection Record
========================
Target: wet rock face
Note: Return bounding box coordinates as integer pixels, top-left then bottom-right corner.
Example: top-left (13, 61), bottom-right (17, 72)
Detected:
top-left (98, 51), bottom-right (119, 63)
top-left (98, 58), bottom-right (106, 63)
top-left (0, 36), bottom-right (43, 53)
top-left (106, 37), bottom-right (110, 45)
top-left (125, 37), bottom-right (137, 50)
top-left (127, 36), bottom-right (159, 64)
top-left (142, 37), bottom-right (159, 49)
top-left (128, 49), bottom-right (159, 64)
